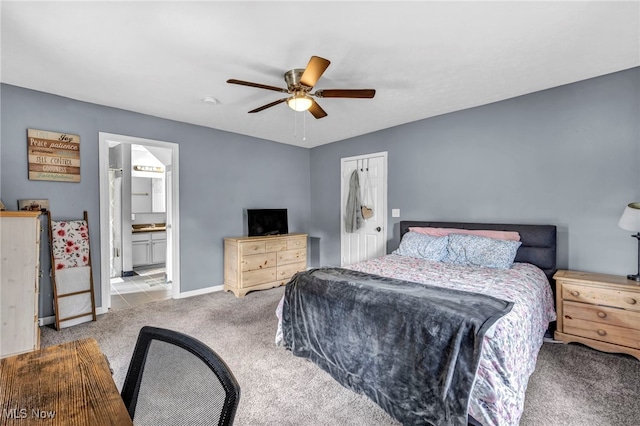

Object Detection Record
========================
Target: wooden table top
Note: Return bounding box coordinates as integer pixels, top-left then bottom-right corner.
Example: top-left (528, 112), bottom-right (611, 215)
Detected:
top-left (0, 338), bottom-right (132, 425)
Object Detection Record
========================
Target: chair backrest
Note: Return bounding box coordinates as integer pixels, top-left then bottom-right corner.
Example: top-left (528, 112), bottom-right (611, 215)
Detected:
top-left (121, 326), bottom-right (240, 425)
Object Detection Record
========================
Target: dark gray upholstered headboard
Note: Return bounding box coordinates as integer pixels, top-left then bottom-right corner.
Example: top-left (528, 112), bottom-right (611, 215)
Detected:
top-left (400, 221), bottom-right (557, 426)
top-left (399, 221), bottom-right (557, 282)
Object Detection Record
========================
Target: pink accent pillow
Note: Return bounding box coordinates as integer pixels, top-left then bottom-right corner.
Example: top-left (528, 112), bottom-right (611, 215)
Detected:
top-left (408, 227), bottom-right (521, 242)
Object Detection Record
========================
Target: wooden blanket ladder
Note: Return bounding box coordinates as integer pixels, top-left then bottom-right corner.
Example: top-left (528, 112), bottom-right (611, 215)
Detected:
top-left (48, 211), bottom-right (97, 330)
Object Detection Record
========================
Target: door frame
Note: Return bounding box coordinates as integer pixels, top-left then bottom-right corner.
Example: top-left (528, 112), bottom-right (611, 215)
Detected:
top-left (98, 132), bottom-right (181, 313)
top-left (340, 151), bottom-right (388, 266)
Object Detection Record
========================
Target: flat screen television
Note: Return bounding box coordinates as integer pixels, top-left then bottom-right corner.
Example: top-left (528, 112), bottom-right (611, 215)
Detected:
top-left (247, 209), bottom-right (288, 237)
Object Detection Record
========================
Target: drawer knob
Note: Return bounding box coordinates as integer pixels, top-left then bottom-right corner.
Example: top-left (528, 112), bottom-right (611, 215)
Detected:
top-left (597, 329), bottom-right (607, 337)
top-left (570, 290), bottom-right (580, 297)
top-left (597, 311), bottom-right (607, 319)
top-left (624, 297), bottom-right (637, 305)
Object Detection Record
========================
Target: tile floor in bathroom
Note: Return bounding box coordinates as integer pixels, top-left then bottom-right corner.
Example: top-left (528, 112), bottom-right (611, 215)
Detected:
top-left (110, 265), bottom-right (171, 310)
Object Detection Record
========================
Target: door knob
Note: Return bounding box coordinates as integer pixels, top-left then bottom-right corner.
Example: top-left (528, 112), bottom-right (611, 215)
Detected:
top-left (376, 227), bottom-right (381, 232)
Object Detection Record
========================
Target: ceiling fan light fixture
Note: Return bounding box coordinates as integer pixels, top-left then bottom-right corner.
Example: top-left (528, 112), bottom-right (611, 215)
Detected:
top-left (227, 56), bottom-right (374, 119)
top-left (202, 96), bottom-right (219, 104)
top-left (287, 94), bottom-right (312, 112)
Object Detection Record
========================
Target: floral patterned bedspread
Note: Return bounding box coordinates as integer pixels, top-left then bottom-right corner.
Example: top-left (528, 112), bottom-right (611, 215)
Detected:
top-left (346, 254), bottom-right (556, 426)
top-left (276, 255), bottom-right (555, 425)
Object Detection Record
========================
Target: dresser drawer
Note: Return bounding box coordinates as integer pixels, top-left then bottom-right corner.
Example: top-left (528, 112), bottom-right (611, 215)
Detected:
top-left (562, 316), bottom-right (640, 349)
top-left (240, 241), bottom-right (266, 255)
top-left (562, 300), bottom-right (640, 329)
top-left (266, 239), bottom-right (287, 252)
top-left (241, 253), bottom-right (277, 272)
top-left (562, 283), bottom-right (640, 311)
top-left (277, 249), bottom-right (305, 265)
top-left (276, 261), bottom-right (306, 284)
top-left (287, 236), bottom-right (307, 250)
top-left (242, 268), bottom-right (277, 287)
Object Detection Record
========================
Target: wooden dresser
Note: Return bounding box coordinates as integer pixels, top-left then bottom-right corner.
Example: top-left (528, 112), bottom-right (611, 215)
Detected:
top-left (554, 270), bottom-right (640, 361)
top-left (1, 211), bottom-right (42, 358)
top-left (224, 233), bottom-right (307, 297)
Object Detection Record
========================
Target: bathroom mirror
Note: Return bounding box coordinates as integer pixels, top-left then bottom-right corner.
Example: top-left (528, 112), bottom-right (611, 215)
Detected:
top-left (131, 176), bottom-right (165, 213)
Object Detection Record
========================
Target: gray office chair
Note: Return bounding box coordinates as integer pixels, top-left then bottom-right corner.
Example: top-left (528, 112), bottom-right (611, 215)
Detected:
top-left (121, 326), bottom-right (240, 425)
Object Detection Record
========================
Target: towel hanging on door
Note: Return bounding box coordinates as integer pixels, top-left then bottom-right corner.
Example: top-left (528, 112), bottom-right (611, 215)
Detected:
top-left (361, 158), bottom-right (374, 220)
top-left (345, 168), bottom-right (363, 233)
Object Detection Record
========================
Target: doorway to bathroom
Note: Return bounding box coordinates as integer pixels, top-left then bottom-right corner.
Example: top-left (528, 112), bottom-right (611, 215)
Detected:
top-left (98, 133), bottom-right (180, 312)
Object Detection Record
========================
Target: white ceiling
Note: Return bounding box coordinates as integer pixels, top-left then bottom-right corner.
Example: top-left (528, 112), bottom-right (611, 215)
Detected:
top-left (2, 1), bottom-right (639, 148)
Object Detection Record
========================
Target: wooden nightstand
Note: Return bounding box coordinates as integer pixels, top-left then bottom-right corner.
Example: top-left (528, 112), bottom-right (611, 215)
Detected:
top-left (554, 270), bottom-right (640, 361)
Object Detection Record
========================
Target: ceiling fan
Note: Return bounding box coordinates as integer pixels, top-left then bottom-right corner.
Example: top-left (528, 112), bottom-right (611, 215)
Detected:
top-left (227, 56), bottom-right (376, 119)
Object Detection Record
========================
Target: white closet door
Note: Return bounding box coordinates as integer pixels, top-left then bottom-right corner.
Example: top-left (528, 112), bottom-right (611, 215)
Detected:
top-left (340, 152), bottom-right (387, 266)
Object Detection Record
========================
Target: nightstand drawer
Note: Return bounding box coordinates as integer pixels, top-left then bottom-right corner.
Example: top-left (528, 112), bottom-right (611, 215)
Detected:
top-left (562, 301), bottom-right (640, 329)
top-left (562, 283), bottom-right (640, 311)
top-left (563, 316), bottom-right (640, 349)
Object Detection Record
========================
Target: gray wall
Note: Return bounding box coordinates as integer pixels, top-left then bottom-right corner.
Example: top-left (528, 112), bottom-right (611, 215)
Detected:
top-left (310, 68), bottom-right (640, 276)
top-left (1, 84), bottom-right (311, 318)
top-left (2, 67), bottom-right (638, 319)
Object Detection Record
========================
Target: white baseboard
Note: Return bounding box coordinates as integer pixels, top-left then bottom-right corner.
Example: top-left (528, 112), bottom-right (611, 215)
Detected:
top-left (178, 285), bottom-right (223, 299)
top-left (38, 316), bottom-right (56, 326)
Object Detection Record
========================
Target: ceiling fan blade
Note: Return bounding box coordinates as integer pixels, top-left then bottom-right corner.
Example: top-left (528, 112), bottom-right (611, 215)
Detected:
top-left (227, 79), bottom-right (289, 93)
top-left (300, 56), bottom-right (331, 88)
top-left (314, 89), bottom-right (376, 98)
top-left (308, 99), bottom-right (328, 119)
top-left (248, 98), bottom-right (288, 113)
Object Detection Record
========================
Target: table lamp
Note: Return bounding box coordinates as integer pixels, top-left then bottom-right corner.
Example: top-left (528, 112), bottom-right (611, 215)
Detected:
top-left (618, 202), bottom-right (640, 281)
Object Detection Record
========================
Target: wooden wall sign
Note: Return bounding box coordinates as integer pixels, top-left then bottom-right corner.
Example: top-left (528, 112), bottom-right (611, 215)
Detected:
top-left (27, 129), bottom-right (80, 182)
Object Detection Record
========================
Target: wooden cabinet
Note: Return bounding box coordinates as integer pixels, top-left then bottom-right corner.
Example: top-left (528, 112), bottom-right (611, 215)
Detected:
top-left (224, 233), bottom-right (307, 297)
top-left (1, 211), bottom-right (41, 358)
top-left (132, 231), bottom-right (166, 267)
top-left (554, 270), bottom-right (640, 361)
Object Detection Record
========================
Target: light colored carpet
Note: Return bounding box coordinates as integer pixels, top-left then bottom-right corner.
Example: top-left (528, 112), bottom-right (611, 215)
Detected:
top-left (40, 287), bottom-right (639, 426)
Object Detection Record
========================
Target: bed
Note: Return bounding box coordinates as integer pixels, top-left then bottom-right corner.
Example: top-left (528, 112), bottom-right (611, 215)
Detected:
top-left (277, 221), bottom-right (557, 426)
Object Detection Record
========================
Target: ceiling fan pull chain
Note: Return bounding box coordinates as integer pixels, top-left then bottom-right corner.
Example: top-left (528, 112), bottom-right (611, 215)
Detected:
top-left (303, 111), bottom-right (307, 141)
